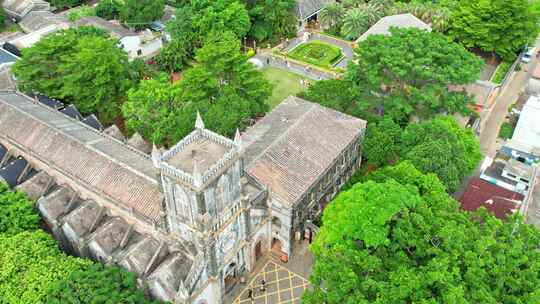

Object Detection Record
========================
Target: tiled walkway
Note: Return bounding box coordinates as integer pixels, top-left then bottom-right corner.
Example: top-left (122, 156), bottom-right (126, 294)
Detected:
top-left (232, 260), bottom-right (310, 304)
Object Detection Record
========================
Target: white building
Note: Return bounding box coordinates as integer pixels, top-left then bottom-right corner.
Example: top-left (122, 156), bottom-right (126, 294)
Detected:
top-left (75, 16), bottom-right (163, 60)
top-left (502, 96), bottom-right (540, 164)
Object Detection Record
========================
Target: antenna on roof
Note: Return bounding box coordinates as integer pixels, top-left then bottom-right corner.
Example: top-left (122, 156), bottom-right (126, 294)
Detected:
top-left (195, 111), bottom-right (205, 129)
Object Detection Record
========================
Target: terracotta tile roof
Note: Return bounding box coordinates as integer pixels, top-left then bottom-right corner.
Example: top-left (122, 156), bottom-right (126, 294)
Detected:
top-left (243, 96), bottom-right (366, 206)
top-left (0, 92), bottom-right (163, 222)
top-left (459, 178), bottom-right (523, 219)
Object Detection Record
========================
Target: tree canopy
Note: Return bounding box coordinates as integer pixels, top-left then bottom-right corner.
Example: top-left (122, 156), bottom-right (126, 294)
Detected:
top-left (12, 27), bottom-right (134, 122)
top-left (0, 231), bottom-right (91, 304)
top-left (45, 264), bottom-right (163, 304)
top-left (304, 162), bottom-right (540, 304)
top-left (246, 0), bottom-right (297, 42)
top-left (448, 0), bottom-right (540, 61)
top-left (120, 0), bottom-right (165, 30)
top-left (400, 116), bottom-right (482, 192)
top-left (347, 27), bottom-right (483, 121)
top-left (123, 32), bottom-right (271, 145)
top-left (362, 118), bottom-right (402, 167)
top-left (49, 0), bottom-right (84, 9)
top-left (0, 183), bottom-right (40, 236)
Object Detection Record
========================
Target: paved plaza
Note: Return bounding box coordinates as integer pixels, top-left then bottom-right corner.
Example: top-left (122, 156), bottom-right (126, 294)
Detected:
top-left (232, 260), bottom-right (310, 304)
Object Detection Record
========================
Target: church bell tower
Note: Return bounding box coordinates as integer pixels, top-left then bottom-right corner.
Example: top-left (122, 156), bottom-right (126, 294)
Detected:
top-left (151, 113), bottom-right (251, 300)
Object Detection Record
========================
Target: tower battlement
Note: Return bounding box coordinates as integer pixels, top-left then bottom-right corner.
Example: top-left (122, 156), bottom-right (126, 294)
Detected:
top-left (152, 113), bottom-right (242, 191)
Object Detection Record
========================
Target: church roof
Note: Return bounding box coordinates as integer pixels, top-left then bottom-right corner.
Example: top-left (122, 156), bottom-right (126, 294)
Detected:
top-left (243, 96), bottom-right (366, 206)
top-left (2, 0), bottom-right (50, 19)
top-left (19, 10), bottom-right (68, 33)
top-left (0, 92), bottom-right (164, 222)
top-left (296, 0), bottom-right (334, 20)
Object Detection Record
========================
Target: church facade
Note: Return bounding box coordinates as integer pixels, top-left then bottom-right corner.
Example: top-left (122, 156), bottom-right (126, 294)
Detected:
top-left (0, 92), bottom-right (366, 304)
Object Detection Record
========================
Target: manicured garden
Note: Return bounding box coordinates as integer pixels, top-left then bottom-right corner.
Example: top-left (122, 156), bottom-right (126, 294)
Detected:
top-left (287, 41), bottom-right (344, 69)
top-left (261, 67), bottom-right (310, 109)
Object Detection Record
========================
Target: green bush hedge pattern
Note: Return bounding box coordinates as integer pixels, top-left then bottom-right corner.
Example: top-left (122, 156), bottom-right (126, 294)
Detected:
top-left (287, 41), bottom-right (344, 68)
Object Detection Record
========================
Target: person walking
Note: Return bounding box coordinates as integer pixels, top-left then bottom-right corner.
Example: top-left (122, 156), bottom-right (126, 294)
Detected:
top-left (247, 289), bottom-right (254, 303)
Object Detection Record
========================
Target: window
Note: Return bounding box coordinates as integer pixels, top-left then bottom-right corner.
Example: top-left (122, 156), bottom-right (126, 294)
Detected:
top-left (520, 178), bottom-right (529, 183)
top-left (137, 49), bottom-right (142, 56)
top-left (506, 173), bottom-right (517, 179)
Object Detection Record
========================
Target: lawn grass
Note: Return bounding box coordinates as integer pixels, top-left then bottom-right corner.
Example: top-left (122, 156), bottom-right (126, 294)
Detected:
top-left (261, 67), bottom-right (310, 109)
top-left (287, 41), bottom-right (343, 68)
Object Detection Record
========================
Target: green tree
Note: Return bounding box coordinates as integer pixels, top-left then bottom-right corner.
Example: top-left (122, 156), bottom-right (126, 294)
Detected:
top-left (298, 79), bottom-right (358, 115)
top-left (120, 0), bottom-right (165, 30)
top-left (0, 7), bottom-right (7, 30)
top-left (0, 231), bottom-right (91, 304)
top-left (0, 183), bottom-right (40, 236)
top-left (400, 116), bottom-right (482, 192)
top-left (50, 0), bottom-right (84, 9)
top-left (304, 162), bottom-right (540, 304)
top-left (95, 0), bottom-right (122, 20)
top-left (362, 118), bottom-right (402, 167)
top-left (155, 39), bottom-right (189, 73)
top-left (12, 28), bottom-right (133, 123)
top-left (341, 8), bottom-right (369, 40)
top-left (348, 27), bottom-right (483, 121)
top-left (247, 0), bottom-right (297, 42)
top-left (45, 264), bottom-right (162, 304)
top-left (320, 3), bottom-right (345, 35)
top-left (124, 33), bottom-right (270, 144)
top-left (173, 32), bottom-right (271, 138)
top-left (449, 0), bottom-right (540, 61)
top-left (191, 0), bottom-right (251, 39)
top-left (122, 73), bottom-right (182, 145)
top-left (59, 35), bottom-right (132, 121)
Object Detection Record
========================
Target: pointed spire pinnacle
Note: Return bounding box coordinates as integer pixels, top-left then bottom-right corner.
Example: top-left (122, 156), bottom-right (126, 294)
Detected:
top-left (151, 143), bottom-right (161, 167)
top-left (192, 160), bottom-right (203, 188)
top-left (195, 111), bottom-right (205, 129)
top-left (234, 128), bottom-right (242, 151)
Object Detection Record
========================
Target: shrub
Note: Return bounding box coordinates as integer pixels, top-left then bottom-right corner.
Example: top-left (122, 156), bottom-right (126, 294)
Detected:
top-left (95, 0), bottom-right (122, 20)
top-left (67, 5), bottom-right (96, 22)
top-left (491, 61), bottom-right (512, 84)
top-left (0, 231), bottom-right (91, 304)
top-left (287, 41), bottom-right (343, 68)
top-left (0, 182), bottom-right (40, 235)
top-left (499, 121), bottom-right (515, 139)
top-left (45, 264), bottom-right (163, 304)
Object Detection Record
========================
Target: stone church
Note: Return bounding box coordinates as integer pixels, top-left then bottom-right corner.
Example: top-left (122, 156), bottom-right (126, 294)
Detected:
top-left (0, 92), bottom-right (366, 304)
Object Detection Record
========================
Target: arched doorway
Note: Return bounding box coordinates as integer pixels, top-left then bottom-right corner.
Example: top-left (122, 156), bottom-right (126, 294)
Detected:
top-left (254, 240), bottom-right (263, 262)
top-left (271, 238), bottom-right (282, 253)
top-left (223, 262), bottom-right (237, 294)
top-left (272, 216), bottom-right (281, 231)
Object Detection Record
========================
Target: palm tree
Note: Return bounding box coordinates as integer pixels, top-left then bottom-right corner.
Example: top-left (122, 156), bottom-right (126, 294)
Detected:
top-left (341, 8), bottom-right (369, 40)
top-left (359, 2), bottom-right (384, 25)
top-left (320, 3), bottom-right (345, 30)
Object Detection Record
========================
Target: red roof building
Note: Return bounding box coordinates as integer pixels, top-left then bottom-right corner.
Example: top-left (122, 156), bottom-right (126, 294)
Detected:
top-left (460, 177), bottom-right (524, 219)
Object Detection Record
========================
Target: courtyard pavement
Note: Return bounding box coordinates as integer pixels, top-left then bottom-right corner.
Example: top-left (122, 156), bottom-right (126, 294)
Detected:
top-left (232, 260), bottom-right (310, 304)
